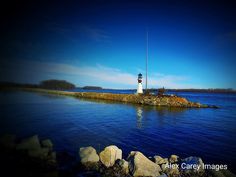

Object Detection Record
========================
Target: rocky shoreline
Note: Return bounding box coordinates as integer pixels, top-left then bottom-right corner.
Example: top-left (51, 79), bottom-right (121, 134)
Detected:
top-left (1, 134), bottom-right (234, 177)
top-left (16, 88), bottom-right (218, 108)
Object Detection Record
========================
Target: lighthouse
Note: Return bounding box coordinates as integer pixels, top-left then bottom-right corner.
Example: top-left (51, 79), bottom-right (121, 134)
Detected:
top-left (137, 73), bottom-right (143, 94)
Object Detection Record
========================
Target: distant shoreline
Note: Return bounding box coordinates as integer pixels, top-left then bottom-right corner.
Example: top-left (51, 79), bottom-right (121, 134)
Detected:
top-left (73, 88), bottom-right (236, 94)
top-left (86, 88), bottom-right (236, 94)
top-left (152, 88), bottom-right (236, 94)
top-left (0, 81), bottom-right (235, 94)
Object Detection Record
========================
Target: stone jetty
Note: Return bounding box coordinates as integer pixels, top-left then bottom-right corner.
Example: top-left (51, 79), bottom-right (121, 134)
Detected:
top-left (21, 88), bottom-right (218, 108)
top-left (0, 134), bottom-right (235, 177)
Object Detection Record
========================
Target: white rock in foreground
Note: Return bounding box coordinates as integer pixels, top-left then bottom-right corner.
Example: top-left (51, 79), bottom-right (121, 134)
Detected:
top-left (127, 151), bottom-right (161, 177)
top-left (99, 145), bottom-right (122, 167)
top-left (79, 146), bottom-right (99, 164)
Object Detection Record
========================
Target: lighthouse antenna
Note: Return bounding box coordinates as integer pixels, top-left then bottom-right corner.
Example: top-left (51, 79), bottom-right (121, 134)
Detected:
top-left (146, 30), bottom-right (148, 93)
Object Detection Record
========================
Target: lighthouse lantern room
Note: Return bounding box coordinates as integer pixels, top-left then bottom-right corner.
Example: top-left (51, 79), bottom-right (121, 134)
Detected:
top-left (137, 73), bottom-right (143, 94)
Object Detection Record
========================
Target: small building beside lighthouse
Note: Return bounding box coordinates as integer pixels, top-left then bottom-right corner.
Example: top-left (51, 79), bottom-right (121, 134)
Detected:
top-left (137, 73), bottom-right (143, 94)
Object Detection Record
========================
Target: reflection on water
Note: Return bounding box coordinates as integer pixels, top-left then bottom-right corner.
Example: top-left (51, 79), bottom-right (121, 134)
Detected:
top-left (136, 106), bottom-right (143, 128)
top-left (135, 106), bottom-right (187, 129)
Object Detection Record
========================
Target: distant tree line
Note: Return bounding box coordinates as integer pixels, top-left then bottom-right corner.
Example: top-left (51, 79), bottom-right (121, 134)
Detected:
top-left (39, 80), bottom-right (76, 90)
top-left (82, 86), bottom-right (102, 90)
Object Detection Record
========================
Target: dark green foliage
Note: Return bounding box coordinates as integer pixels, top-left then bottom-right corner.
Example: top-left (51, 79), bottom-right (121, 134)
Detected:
top-left (39, 80), bottom-right (76, 90)
top-left (82, 86), bottom-right (102, 90)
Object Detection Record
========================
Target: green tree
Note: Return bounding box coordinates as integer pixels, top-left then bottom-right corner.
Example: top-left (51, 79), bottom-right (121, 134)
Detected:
top-left (39, 80), bottom-right (76, 90)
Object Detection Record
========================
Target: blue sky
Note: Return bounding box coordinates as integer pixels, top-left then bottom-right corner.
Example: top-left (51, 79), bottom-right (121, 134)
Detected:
top-left (0, 0), bottom-right (236, 89)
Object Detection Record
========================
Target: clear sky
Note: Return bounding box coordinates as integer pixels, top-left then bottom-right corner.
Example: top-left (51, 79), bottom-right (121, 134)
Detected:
top-left (0, 0), bottom-right (236, 89)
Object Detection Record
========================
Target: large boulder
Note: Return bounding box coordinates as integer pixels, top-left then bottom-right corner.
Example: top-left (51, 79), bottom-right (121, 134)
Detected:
top-left (79, 146), bottom-right (99, 164)
top-left (99, 145), bottom-right (122, 167)
top-left (16, 135), bottom-right (41, 151)
top-left (127, 151), bottom-right (161, 177)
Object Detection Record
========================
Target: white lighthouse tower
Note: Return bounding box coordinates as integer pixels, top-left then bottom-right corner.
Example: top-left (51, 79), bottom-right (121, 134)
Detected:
top-left (137, 73), bottom-right (143, 94)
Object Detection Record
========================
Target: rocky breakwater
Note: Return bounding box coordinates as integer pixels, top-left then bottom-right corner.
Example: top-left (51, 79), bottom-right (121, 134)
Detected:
top-left (74, 92), bottom-right (218, 108)
top-left (22, 88), bottom-right (218, 108)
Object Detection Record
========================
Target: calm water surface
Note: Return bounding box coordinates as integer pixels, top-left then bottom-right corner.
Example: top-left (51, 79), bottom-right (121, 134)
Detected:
top-left (0, 90), bottom-right (236, 171)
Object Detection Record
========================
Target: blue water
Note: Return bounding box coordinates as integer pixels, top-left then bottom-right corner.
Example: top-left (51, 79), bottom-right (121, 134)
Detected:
top-left (0, 90), bottom-right (236, 171)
